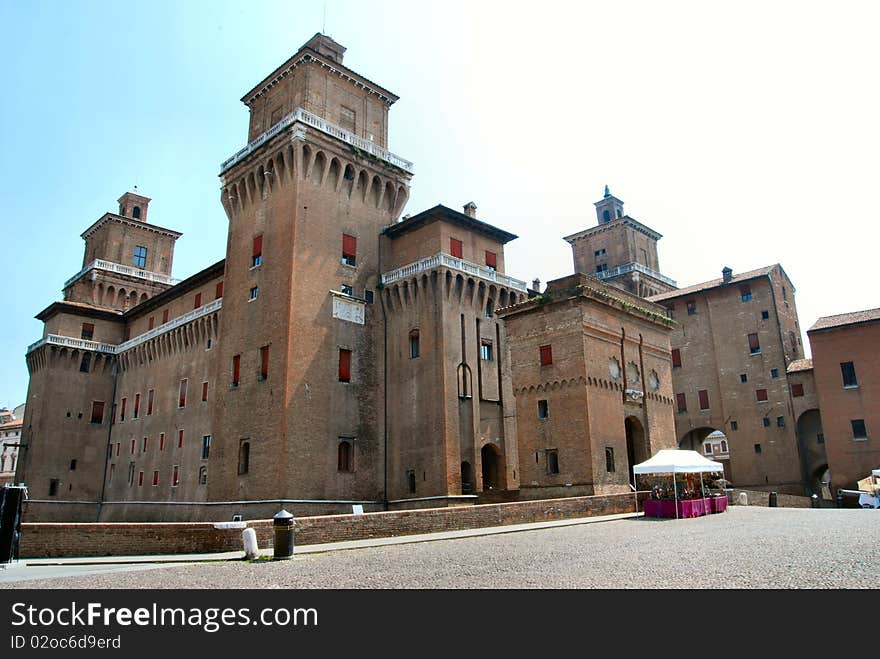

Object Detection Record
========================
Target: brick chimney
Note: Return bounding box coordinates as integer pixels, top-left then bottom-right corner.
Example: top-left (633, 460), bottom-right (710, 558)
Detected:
top-left (722, 266), bottom-right (733, 283)
top-left (463, 202), bottom-right (477, 218)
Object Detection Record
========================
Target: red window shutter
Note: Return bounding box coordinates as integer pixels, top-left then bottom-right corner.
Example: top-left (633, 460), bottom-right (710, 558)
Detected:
top-left (698, 390), bottom-right (710, 410)
top-left (339, 349), bottom-right (351, 382)
top-left (232, 355), bottom-right (241, 385)
top-left (194, 293), bottom-right (202, 309)
top-left (143, 436), bottom-right (148, 452)
top-left (450, 238), bottom-right (463, 258)
top-left (539, 345), bottom-right (553, 366)
top-left (676, 393), bottom-right (687, 412)
top-left (179, 379), bottom-right (187, 407)
top-left (147, 389), bottom-right (154, 415)
top-left (756, 388), bottom-right (768, 401)
top-left (791, 383), bottom-right (804, 397)
top-left (748, 333), bottom-right (760, 351)
top-left (485, 251), bottom-right (497, 268)
top-left (252, 235), bottom-right (263, 258)
top-left (130, 439), bottom-right (135, 454)
top-left (81, 323), bottom-right (94, 339)
top-left (148, 316), bottom-right (154, 330)
top-left (121, 398), bottom-right (127, 421)
top-left (671, 348), bottom-right (682, 367)
top-left (342, 234), bottom-right (357, 257)
top-left (152, 471), bottom-right (159, 486)
top-left (91, 401), bottom-right (104, 424)
top-left (202, 381), bottom-right (209, 401)
top-left (160, 433), bottom-right (165, 451)
top-left (162, 309), bottom-right (169, 324)
top-left (215, 282), bottom-right (224, 299)
top-left (134, 393), bottom-right (140, 418)
top-left (178, 430), bottom-right (184, 448)
top-left (261, 346), bottom-right (269, 379)
top-left (138, 472), bottom-right (144, 487)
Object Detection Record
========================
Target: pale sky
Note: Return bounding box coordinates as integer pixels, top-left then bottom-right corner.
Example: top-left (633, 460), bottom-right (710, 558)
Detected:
top-left (1, 0), bottom-right (878, 408)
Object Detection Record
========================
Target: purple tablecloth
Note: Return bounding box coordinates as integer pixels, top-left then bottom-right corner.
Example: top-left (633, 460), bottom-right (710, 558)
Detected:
top-left (643, 497), bottom-right (720, 518)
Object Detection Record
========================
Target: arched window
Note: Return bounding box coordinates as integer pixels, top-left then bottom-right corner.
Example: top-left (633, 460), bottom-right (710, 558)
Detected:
top-left (338, 440), bottom-right (353, 472)
top-left (409, 329), bottom-right (420, 359)
top-left (132, 206), bottom-right (141, 219)
top-left (198, 466), bottom-right (208, 485)
top-left (603, 210), bottom-right (611, 222)
top-left (485, 300), bottom-right (493, 318)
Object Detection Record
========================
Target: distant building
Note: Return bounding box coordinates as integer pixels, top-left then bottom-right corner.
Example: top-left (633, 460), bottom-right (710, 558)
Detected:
top-left (0, 403), bottom-right (25, 486)
top-left (807, 309), bottom-right (880, 493)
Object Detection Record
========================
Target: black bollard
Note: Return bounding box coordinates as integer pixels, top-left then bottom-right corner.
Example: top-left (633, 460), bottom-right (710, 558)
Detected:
top-left (769, 491), bottom-right (778, 508)
top-left (811, 494), bottom-right (819, 509)
top-left (273, 509), bottom-right (295, 560)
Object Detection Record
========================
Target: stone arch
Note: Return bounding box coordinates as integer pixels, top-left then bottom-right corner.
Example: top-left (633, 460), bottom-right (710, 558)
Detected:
top-left (460, 461), bottom-right (474, 494)
top-left (480, 443), bottom-right (504, 491)
top-left (370, 175), bottom-right (382, 208)
top-left (796, 409), bottom-right (827, 496)
top-left (328, 157), bottom-right (341, 190)
top-left (301, 144), bottom-right (313, 181)
top-left (342, 163), bottom-right (356, 197)
top-left (393, 185), bottom-right (408, 218)
top-left (384, 181), bottom-right (395, 212)
top-left (312, 151), bottom-right (327, 186)
top-left (625, 416), bottom-right (649, 486)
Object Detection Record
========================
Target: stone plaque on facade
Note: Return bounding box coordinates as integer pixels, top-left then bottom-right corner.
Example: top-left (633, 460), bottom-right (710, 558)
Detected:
top-left (332, 293), bottom-right (365, 325)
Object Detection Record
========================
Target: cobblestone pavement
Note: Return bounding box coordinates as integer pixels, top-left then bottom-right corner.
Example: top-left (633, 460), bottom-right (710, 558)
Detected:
top-left (3, 507), bottom-right (877, 589)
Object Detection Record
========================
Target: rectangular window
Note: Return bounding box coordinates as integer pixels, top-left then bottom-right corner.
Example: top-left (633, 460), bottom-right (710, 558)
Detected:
top-left (202, 381), bottom-right (209, 401)
top-left (172, 465), bottom-right (179, 487)
top-left (79, 353), bottom-right (91, 373)
top-left (595, 263), bottom-right (608, 273)
top-left (761, 310), bottom-right (770, 320)
top-left (116, 442), bottom-right (120, 456)
top-left (215, 282), bottom-right (224, 299)
top-left (202, 435), bottom-right (211, 459)
top-left (740, 373), bottom-right (748, 383)
top-left (120, 397), bottom-right (127, 422)
top-left (90, 401), bottom-right (104, 424)
top-left (152, 470), bottom-right (159, 487)
top-left (339, 349), bottom-right (351, 382)
top-left (851, 419), bottom-right (867, 440)
top-left (260, 346), bottom-right (269, 380)
top-left (546, 449), bottom-right (560, 475)
top-left (178, 379), bottom-right (187, 407)
top-left (730, 421), bottom-right (738, 431)
top-left (232, 355), bottom-right (241, 386)
top-left (698, 389), bottom-right (709, 410)
top-left (763, 417), bottom-right (771, 428)
top-left (740, 284), bottom-right (752, 302)
top-left (133, 393), bottom-right (140, 419)
top-left (450, 238), bottom-right (463, 259)
top-left (756, 388), bottom-right (768, 402)
top-left (130, 439), bottom-right (136, 454)
top-left (485, 250), bottom-right (497, 270)
top-left (777, 416), bottom-right (785, 427)
top-left (539, 345), bottom-right (553, 366)
top-left (159, 432), bottom-right (165, 451)
top-left (671, 348), bottom-right (682, 368)
top-left (142, 436), bottom-right (148, 452)
top-left (341, 283), bottom-right (353, 296)
top-left (817, 433), bottom-right (824, 444)
top-left (771, 368), bottom-right (779, 378)
top-left (128, 463), bottom-right (135, 486)
top-left (754, 444), bottom-right (762, 454)
top-left (252, 235), bottom-right (263, 267)
top-left (162, 309), bottom-right (169, 324)
top-left (676, 393), bottom-right (687, 412)
top-left (704, 444), bottom-right (712, 454)
top-left (178, 429), bottom-right (184, 449)
top-left (791, 383), bottom-right (804, 397)
top-left (147, 389), bottom-right (154, 415)
top-left (133, 245), bottom-right (147, 268)
top-left (138, 471), bottom-right (144, 487)
top-left (194, 292), bottom-right (202, 309)
top-left (748, 333), bottom-right (761, 354)
top-left (249, 286), bottom-right (259, 301)
top-left (364, 290), bottom-right (374, 304)
top-left (81, 323), bottom-right (94, 340)
top-left (148, 316), bottom-right (155, 330)
top-left (48, 479), bottom-right (59, 496)
top-left (239, 440), bottom-right (251, 475)
top-left (841, 361), bottom-right (858, 388)
top-left (342, 234), bottom-right (357, 266)
top-left (409, 331), bottom-right (420, 359)
top-left (480, 339), bottom-right (493, 361)
top-left (538, 399), bottom-right (549, 419)
top-left (687, 300), bottom-right (697, 315)
top-left (605, 447), bottom-right (615, 473)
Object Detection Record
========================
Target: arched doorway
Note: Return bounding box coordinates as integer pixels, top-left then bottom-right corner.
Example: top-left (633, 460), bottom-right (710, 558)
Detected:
top-left (481, 444), bottom-right (501, 491)
top-left (461, 461), bottom-right (474, 494)
top-left (796, 409), bottom-right (827, 496)
top-left (680, 426), bottom-right (730, 482)
top-left (625, 417), bottom-right (647, 486)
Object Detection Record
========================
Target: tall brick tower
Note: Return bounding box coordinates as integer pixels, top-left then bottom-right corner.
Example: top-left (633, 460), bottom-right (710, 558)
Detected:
top-left (564, 187), bottom-right (677, 298)
top-left (210, 34), bottom-right (413, 504)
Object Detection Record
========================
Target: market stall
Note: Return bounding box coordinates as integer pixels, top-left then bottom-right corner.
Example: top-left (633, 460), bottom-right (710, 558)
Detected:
top-left (634, 449), bottom-right (727, 519)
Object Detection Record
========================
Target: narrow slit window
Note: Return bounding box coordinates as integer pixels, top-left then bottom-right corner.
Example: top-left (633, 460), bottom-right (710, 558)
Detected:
top-left (238, 441), bottom-right (250, 475)
top-left (409, 330), bottom-right (420, 359)
top-left (232, 355), bottom-right (241, 386)
top-left (178, 379), bottom-right (187, 407)
top-left (260, 345), bottom-right (269, 380)
top-left (339, 349), bottom-right (351, 382)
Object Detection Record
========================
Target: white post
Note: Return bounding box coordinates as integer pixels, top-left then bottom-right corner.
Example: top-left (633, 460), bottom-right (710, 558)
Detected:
top-left (673, 472), bottom-right (679, 519)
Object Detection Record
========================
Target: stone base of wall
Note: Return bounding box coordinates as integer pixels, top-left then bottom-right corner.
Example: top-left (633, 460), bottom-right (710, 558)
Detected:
top-left (19, 492), bottom-right (645, 559)
top-left (728, 489), bottom-right (813, 508)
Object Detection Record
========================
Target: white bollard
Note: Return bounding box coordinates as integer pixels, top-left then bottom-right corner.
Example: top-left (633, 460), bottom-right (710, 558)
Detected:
top-left (242, 527), bottom-right (259, 560)
top-left (738, 492), bottom-right (748, 506)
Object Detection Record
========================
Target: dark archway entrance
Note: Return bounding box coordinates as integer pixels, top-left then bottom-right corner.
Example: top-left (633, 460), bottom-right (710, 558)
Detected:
top-left (796, 409), bottom-right (827, 496)
top-left (461, 461), bottom-right (474, 494)
top-left (481, 444), bottom-right (501, 491)
top-left (625, 417), bottom-right (647, 486)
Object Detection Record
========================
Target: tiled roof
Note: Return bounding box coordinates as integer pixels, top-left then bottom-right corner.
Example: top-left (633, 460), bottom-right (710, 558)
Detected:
top-left (648, 265), bottom-right (777, 303)
top-left (787, 358), bottom-right (813, 373)
top-left (809, 308), bottom-right (880, 332)
top-left (0, 419), bottom-right (22, 430)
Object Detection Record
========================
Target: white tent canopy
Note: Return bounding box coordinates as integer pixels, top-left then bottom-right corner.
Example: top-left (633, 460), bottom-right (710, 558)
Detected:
top-left (633, 449), bottom-right (725, 475)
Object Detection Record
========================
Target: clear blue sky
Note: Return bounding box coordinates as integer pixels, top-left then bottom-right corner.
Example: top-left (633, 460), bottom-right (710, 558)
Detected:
top-left (1, 0), bottom-right (878, 409)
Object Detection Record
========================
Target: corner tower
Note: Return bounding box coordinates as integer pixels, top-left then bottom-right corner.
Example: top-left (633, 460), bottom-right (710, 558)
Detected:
top-left (564, 187), bottom-right (677, 298)
top-left (210, 34), bottom-right (413, 508)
